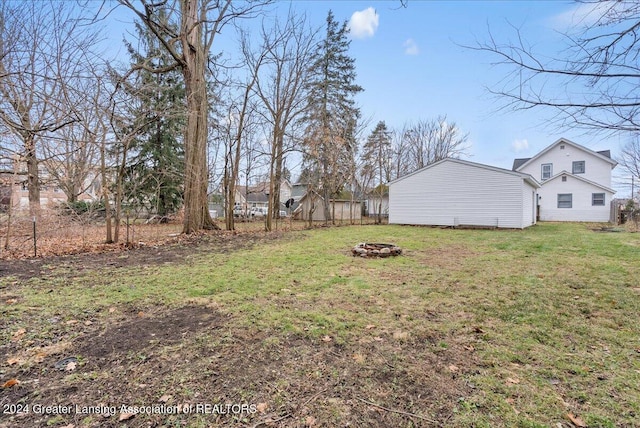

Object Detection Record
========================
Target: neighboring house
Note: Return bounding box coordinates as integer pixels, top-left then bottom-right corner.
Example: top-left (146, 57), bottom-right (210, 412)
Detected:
top-left (389, 158), bottom-right (540, 229)
top-left (513, 138), bottom-right (617, 222)
top-left (365, 184), bottom-right (389, 218)
top-left (237, 179), bottom-right (292, 211)
top-left (3, 158), bottom-right (100, 210)
top-left (293, 190), bottom-right (362, 222)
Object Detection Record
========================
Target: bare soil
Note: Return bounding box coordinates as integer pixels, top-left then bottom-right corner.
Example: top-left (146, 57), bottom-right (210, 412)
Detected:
top-left (1, 231), bottom-right (475, 428)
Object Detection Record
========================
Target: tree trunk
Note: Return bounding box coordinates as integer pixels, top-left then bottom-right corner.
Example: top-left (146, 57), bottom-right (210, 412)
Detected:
top-left (181, 1), bottom-right (217, 234)
top-left (25, 134), bottom-right (41, 215)
top-left (100, 138), bottom-right (113, 243)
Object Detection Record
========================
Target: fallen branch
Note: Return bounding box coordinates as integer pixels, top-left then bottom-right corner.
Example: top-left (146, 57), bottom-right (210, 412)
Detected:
top-left (356, 397), bottom-right (440, 425)
top-left (250, 413), bottom-right (292, 428)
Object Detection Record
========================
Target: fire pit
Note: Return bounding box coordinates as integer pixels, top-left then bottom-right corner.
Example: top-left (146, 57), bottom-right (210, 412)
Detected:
top-left (352, 243), bottom-right (402, 258)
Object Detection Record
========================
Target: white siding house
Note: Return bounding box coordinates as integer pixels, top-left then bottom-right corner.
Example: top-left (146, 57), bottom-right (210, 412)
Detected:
top-left (534, 173), bottom-right (614, 222)
top-left (389, 158), bottom-right (539, 229)
top-left (513, 138), bottom-right (617, 222)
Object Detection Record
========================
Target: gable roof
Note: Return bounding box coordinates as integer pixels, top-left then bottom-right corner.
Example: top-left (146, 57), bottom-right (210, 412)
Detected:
top-left (388, 157), bottom-right (540, 188)
top-left (543, 170), bottom-right (616, 193)
top-left (512, 158), bottom-right (531, 171)
top-left (514, 138), bottom-right (617, 172)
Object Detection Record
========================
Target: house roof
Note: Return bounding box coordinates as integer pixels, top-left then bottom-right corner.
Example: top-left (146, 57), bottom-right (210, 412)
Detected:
top-left (366, 184), bottom-right (389, 196)
top-left (297, 189), bottom-right (361, 203)
top-left (388, 157), bottom-right (540, 188)
top-left (543, 170), bottom-right (616, 194)
top-left (513, 138), bottom-right (618, 172)
top-left (290, 183), bottom-right (309, 199)
top-left (512, 158), bottom-right (531, 171)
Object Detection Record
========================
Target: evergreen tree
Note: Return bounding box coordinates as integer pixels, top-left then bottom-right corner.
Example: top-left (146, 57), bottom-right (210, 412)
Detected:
top-left (123, 18), bottom-right (186, 217)
top-left (303, 10), bottom-right (362, 223)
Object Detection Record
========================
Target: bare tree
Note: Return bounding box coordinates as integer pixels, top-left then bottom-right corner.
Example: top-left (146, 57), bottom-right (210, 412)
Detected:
top-left (361, 121), bottom-right (392, 223)
top-left (0, 1), bottom-right (99, 215)
top-left (620, 139), bottom-right (640, 194)
top-left (40, 71), bottom-right (104, 204)
top-left (400, 116), bottom-right (470, 173)
top-left (390, 128), bottom-right (411, 180)
top-left (219, 80), bottom-right (261, 230)
top-left (246, 12), bottom-right (317, 231)
top-left (119, 0), bottom-right (270, 233)
top-left (471, 1), bottom-right (640, 134)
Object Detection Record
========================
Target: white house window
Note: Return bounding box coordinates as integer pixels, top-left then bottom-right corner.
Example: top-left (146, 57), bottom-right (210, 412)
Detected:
top-left (558, 193), bottom-right (572, 208)
top-left (541, 163), bottom-right (552, 180)
top-left (560, 144), bottom-right (565, 150)
top-left (572, 161), bottom-right (585, 174)
top-left (592, 193), bottom-right (605, 206)
top-left (562, 176), bottom-right (567, 182)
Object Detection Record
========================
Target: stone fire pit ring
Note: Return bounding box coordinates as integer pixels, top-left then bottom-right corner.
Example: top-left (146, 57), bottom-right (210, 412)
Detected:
top-left (352, 243), bottom-right (402, 258)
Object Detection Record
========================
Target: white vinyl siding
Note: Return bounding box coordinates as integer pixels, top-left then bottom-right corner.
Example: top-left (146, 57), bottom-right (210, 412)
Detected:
top-left (537, 175), bottom-right (613, 221)
top-left (515, 140), bottom-right (616, 222)
top-left (389, 159), bottom-right (537, 229)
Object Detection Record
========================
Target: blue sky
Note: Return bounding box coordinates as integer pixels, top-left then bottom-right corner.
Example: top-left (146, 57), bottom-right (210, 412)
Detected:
top-left (265, 0), bottom-right (632, 195)
top-left (108, 1), bottom-right (633, 196)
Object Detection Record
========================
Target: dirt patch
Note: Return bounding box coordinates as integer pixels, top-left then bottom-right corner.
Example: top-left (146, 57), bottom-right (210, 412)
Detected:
top-left (420, 245), bottom-right (479, 270)
top-left (0, 230), bottom-right (287, 281)
top-left (0, 304), bottom-right (476, 428)
top-left (76, 305), bottom-right (223, 360)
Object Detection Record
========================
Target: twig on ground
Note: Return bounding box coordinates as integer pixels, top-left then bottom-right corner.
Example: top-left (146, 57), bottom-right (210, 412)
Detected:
top-left (250, 413), bottom-right (292, 428)
top-left (356, 397), bottom-right (440, 425)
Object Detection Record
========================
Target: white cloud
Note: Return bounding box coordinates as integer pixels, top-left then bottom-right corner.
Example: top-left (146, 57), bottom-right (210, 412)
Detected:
top-left (550, 1), bottom-right (618, 30)
top-left (348, 7), bottom-right (379, 39)
top-left (403, 38), bottom-right (419, 55)
top-left (511, 139), bottom-right (529, 153)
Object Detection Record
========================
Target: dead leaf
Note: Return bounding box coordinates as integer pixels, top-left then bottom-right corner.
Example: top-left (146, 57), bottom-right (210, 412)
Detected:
top-left (256, 402), bottom-right (268, 413)
top-left (2, 378), bottom-right (20, 388)
top-left (567, 412), bottom-right (587, 427)
top-left (119, 412), bottom-right (135, 421)
top-left (353, 353), bottom-right (365, 364)
top-left (305, 415), bottom-right (317, 426)
top-left (11, 328), bottom-right (26, 341)
top-left (6, 299), bottom-right (17, 304)
top-left (506, 377), bottom-right (520, 384)
top-left (64, 361), bottom-right (77, 371)
top-left (321, 335), bottom-right (332, 343)
top-left (365, 324), bottom-right (376, 330)
top-left (65, 320), bottom-right (78, 325)
top-left (34, 352), bottom-right (48, 363)
top-left (463, 345), bottom-right (475, 352)
top-left (159, 394), bottom-right (172, 403)
top-left (6, 357), bottom-right (21, 366)
top-left (448, 365), bottom-right (459, 373)
top-left (373, 336), bottom-right (384, 342)
top-left (108, 307), bottom-right (116, 313)
top-left (84, 320), bottom-right (93, 326)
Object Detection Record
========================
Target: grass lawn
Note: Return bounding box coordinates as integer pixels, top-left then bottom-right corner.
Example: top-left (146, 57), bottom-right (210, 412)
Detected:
top-left (1, 222), bottom-right (639, 427)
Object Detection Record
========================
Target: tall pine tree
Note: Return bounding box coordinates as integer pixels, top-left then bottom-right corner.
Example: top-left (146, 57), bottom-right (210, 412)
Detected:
top-left (123, 18), bottom-right (186, 217)
top-left (303, 10), bottom-right (362, 223)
